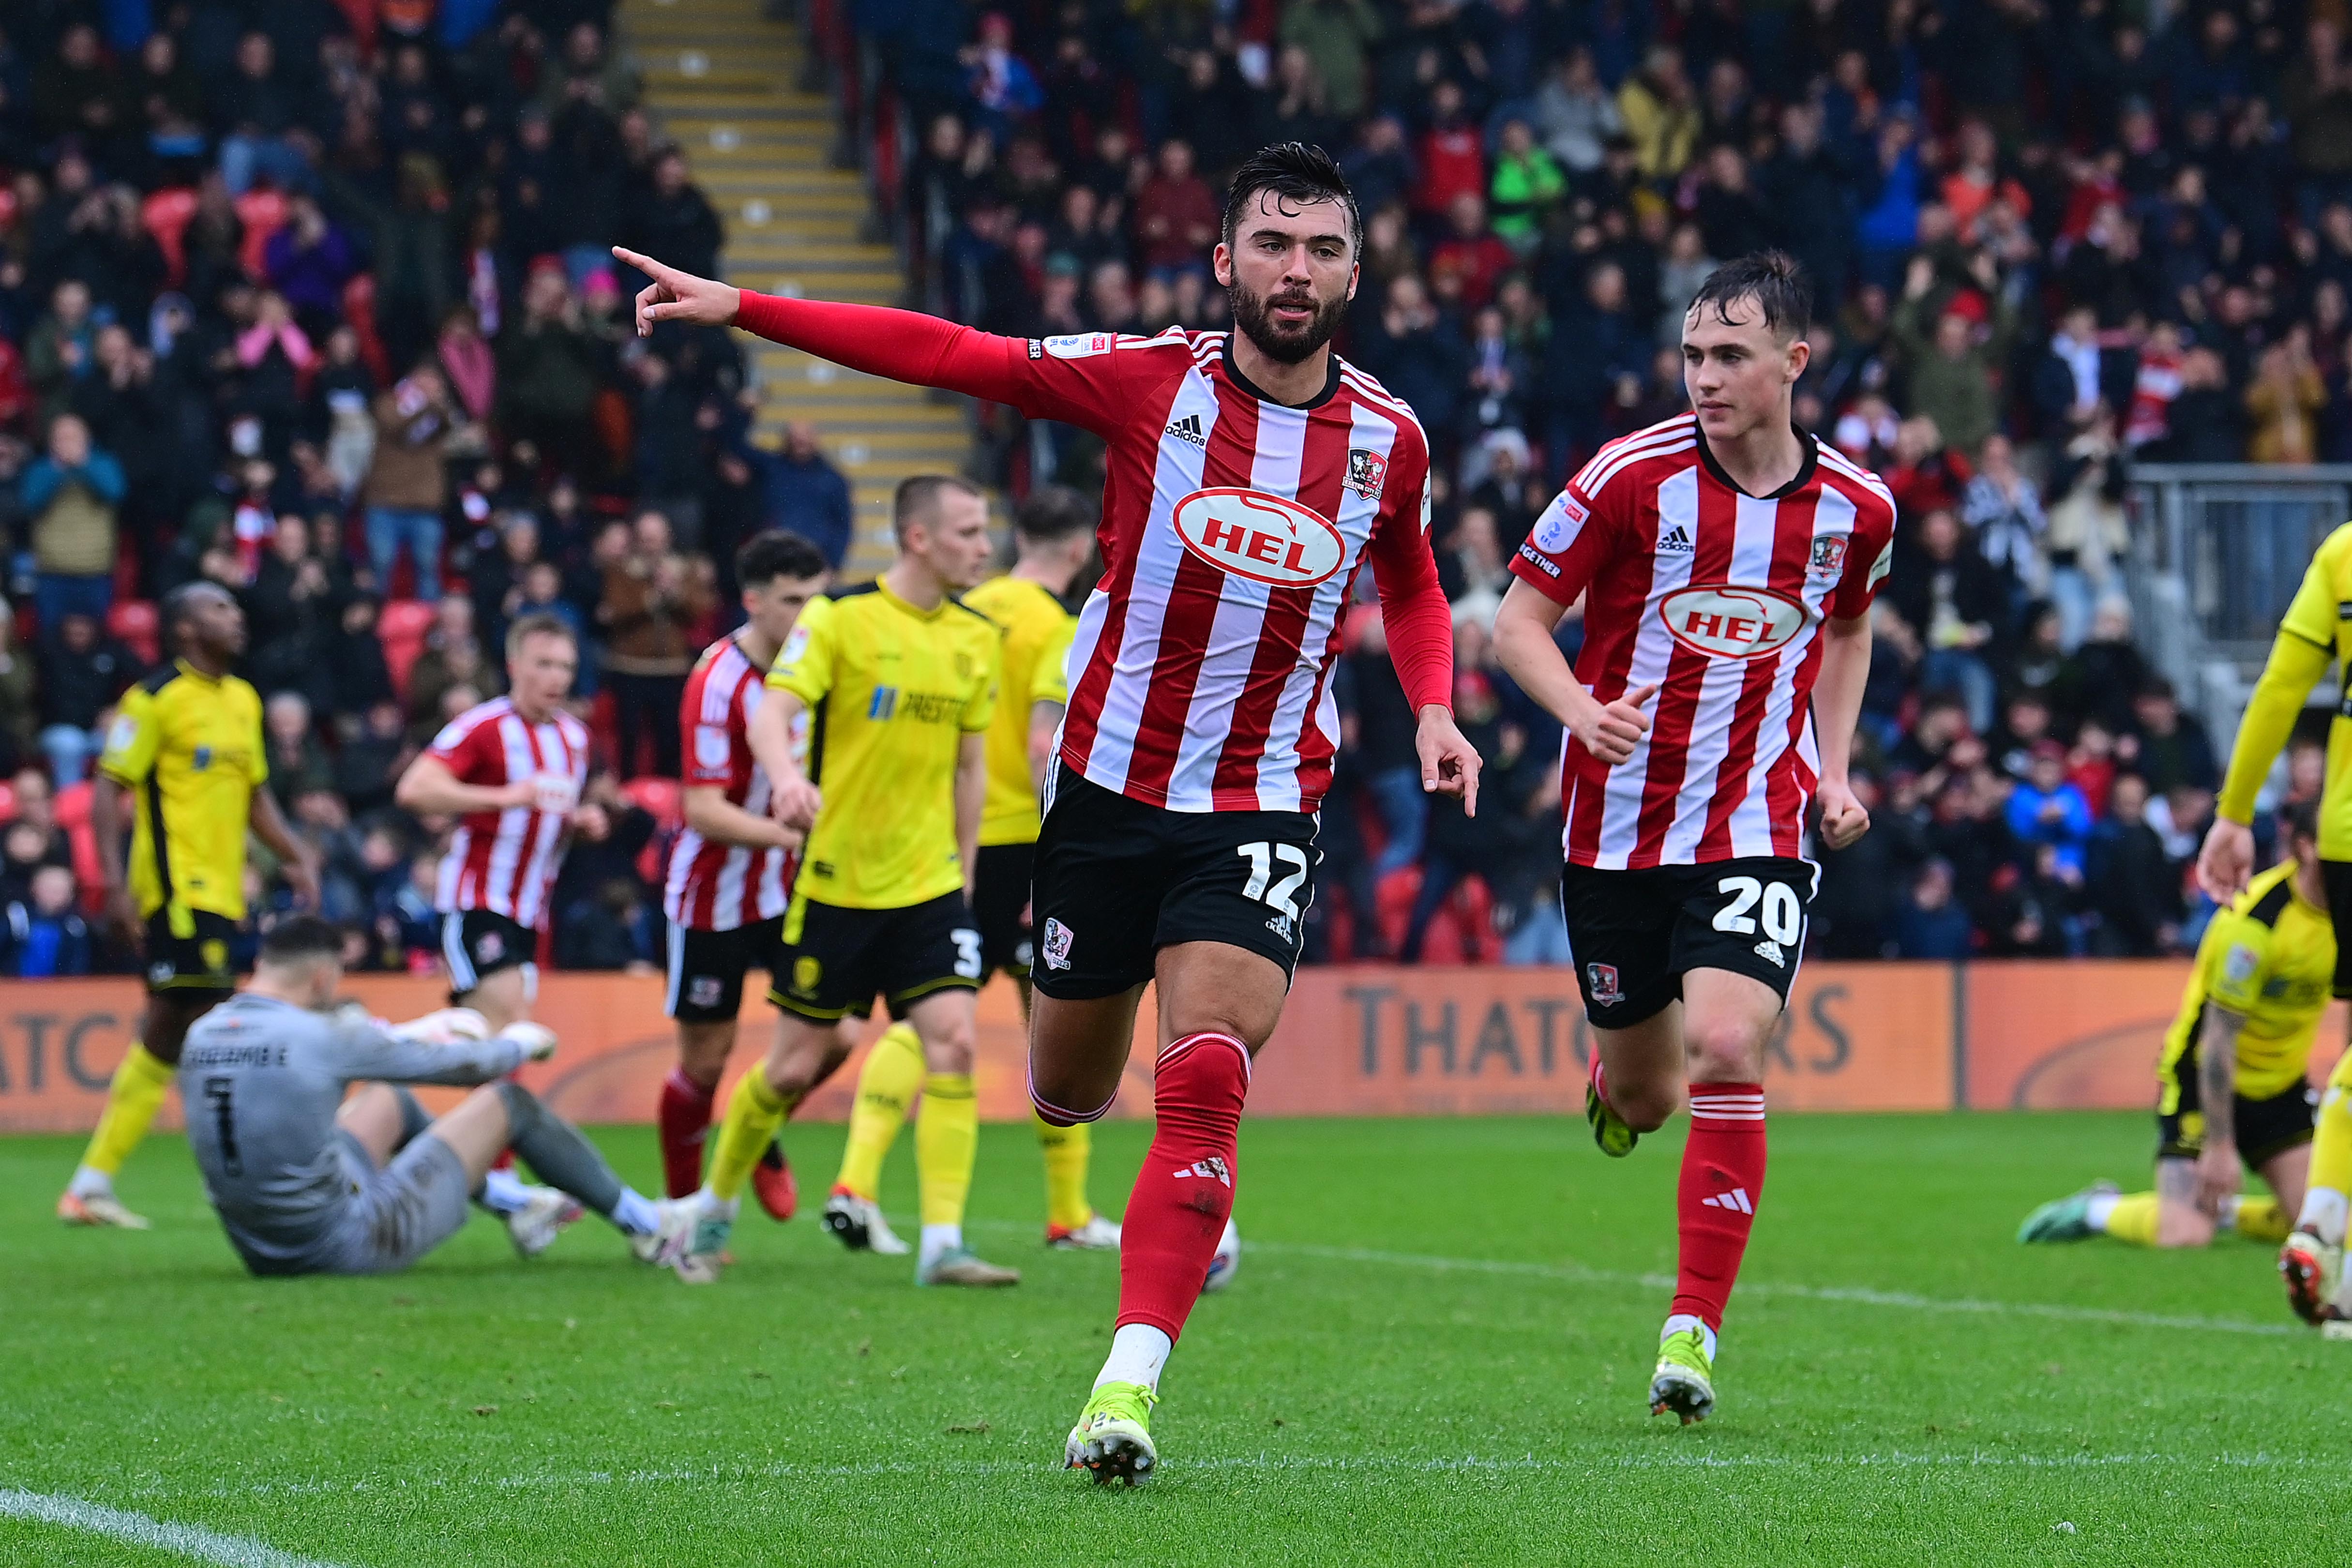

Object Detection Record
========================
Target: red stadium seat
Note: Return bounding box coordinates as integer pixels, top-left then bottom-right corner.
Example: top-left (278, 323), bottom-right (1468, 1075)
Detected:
top-left (623, 775), bottom-right (683, 827)
top-left (108, 600), bottom-right (160, 666)
top-left (0, 781), bottom-right (19, 824)
top-left (69, 821), bottom-right (103, 913)
top-left (378, 599), bottom-right (435, 698)
top-left (1374, 865), bottom-right (1421, 955)
top-left (54, 780), bottom-right (93, 830)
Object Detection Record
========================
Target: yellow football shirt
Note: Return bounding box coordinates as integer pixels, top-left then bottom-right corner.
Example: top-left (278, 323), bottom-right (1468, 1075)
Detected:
top-left (2223, 521), bottom-right (2352, 857)
top-left (97, 661), bottom-right (267, 924)
top-left (2158, 861), bottom-right (2335, 1103)
top-left (961, 574), bottom-right (1076, 847)
top-left (767, 580), bottom-right (999, 909)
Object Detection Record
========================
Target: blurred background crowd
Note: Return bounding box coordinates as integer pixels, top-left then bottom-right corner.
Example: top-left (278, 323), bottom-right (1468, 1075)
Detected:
top-left (0, 0), bottom-right (2338, 978)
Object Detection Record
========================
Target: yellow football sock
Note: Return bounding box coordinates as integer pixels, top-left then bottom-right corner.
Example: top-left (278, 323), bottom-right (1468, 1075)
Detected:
top-left (708, 1068), bottom-right (798, 1203)
top-left (77, 1044), bottom-right (175, 1179)
top-left (833, 1024), bottom-right (924, 1200)
top-left (1036, 1112), bottom-right (1094, 1232)
top-left (2233, 1196), bottom-right (2289, 1243)
top-left (916, 1072), bottom-right (978, 1228)
top-left (2314, 1058), bottom-right (2352, 1198)
top-left (2101, 1191), bottom-right (2161, 1247)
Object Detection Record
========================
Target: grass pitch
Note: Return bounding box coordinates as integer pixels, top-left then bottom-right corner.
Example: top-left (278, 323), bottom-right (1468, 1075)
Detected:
top-left (3, 1112), bottom-right (2339, 1565)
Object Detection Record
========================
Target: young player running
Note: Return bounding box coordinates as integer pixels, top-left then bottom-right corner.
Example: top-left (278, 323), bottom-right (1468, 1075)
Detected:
top-left (2196, 517), bottom-right (2352, 1319)
top-left (827, 485), bottom-right (1119, 1251)
top-left (2020, 799), bottom-right (2323, 1259)
top-left (658, 530), bottom-right (856, 1234)
top-left (60, 583), bottom-right (321, 1228)
top-left (394, 615), bottom-right (607, 1034)
top-left (1493, 252), bottom-right (1893, 1424)
top-left (683, 476), bottom-right (1018, 1288)
top-left (618, 139), bottom-right (1479, 1478)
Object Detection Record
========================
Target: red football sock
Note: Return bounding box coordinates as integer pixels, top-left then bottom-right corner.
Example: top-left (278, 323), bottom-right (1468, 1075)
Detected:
top-left (1673, 1083), bottom-right (1767, 1332)
top-left (1590, 1055), bottom-right (1616, 1114)
top-left (1114, 1032), bottom-right (1250, 1340)
top-left (657, 1069), bottom-right (717, 1199)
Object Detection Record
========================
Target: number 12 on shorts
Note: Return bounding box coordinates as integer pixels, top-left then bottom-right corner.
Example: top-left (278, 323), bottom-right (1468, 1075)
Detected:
top-left (1712, 874), bottom-right (1801, 944)
top-left (1236, 842), bottom-right (1309, 920)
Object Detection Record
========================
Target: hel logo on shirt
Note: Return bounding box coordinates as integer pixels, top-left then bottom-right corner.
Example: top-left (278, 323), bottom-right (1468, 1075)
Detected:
top-left (1659, 585), bottom-right (1807, 660)
top-left (1809, 534), bottom-right (1849, 574)
top-left (1043, 332), bottom-right (1116, 360)
top-left (694, 724), bottom-right (731, 771)
top-left (1344, 448), bottom-right (1389, 501)
top-left (1172, 488), bottom-right (1345, 588)
top-left (1586, 962), bottom-right (1622, 1006)
top-left (1533, 492), bottom-right (1588, 553)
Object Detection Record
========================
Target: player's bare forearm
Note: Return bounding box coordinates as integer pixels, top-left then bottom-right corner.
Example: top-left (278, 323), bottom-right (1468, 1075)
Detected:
top-left (2200, 1009), bottom-right (2243, 1153)
top-left (248, 787), bottom-right (308, 867)
top-left (747, 687), bottom-right (807, 792)
top-left (393, 755), bottom-right (518, 816)
top-left (1029, 700), bottom-right (1065, 799)
top-left (955, 734), bottom-right (986, 892)
top-left (1812, 613), bottom-right (1872, 788)
top-left (1493, 580), bottom-right (1598, 730)
top-left (682, 785), bottom-right (792, 851)
top-left (91, 774), bottom-right (129, 891)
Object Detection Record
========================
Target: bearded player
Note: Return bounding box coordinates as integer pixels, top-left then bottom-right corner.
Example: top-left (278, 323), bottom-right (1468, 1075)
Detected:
top-left (1494, 252), bottom-right (1894, 1425)
top-left (658, 529), bottom-right (862, 1236)
top-left (617, 140), bottom-right (1478, 1478)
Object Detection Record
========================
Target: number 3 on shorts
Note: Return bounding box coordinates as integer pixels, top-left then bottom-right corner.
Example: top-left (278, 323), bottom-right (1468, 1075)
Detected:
top-left (1237, 841), bottom-right (1309, 920)
top-left (951, 928), bottom-right (983, 980)
top-left (1712, 875), bottom-right (1800, 945)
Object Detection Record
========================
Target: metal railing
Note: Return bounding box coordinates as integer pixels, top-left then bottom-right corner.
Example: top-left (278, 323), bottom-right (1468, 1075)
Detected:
top-left (2124, 464), bottom-right (2352, 745)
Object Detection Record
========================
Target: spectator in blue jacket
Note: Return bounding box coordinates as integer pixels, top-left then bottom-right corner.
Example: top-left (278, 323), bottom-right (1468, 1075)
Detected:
top-left (2, 866), bottom-right (93, 977)
top-left (761, 422), bottom-right (855, 569)
top-left (1893, 859), bottom-right (1975, 960)
top-left (2004, 741), bottom-right (2096, 878)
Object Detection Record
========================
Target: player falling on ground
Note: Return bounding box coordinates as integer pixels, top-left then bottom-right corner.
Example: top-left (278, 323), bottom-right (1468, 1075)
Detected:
top-left (826, 484), bottom-right (1120, 1252)
top-left (2019, 799), bottom-right (2323, 1262)
top-left (1494, 252), bottom-right (1893, 1425)
top-left (393, 614), bottom-right (608, 1035)
top-left (658, 529), bottom-right (851, 1239)
top-left (60, 583), bottom-right (322, 1229)
top-left (618, 139), bottom-right (1479, 1476)
top-left (2196, 517), bottom-right (2352, 1316)
top-left (181, 915), bottom-right (696, 1277)
top-left (680, 475), bottom-right (1019, 1288)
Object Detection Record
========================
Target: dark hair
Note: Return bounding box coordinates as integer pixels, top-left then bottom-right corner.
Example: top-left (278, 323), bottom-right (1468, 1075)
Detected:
top-left (259, 914), bottom-right (345, 965)
top-left (893, 474), bottom-right (984, 543)
top-left (1687, 250), bottom-right (1811, 341)
top-left (1014, 484), bottom-right (1095, 546)
top-left (2283, 796), bottom-right (2321, 843)
top-left (1221, 142), bottom-right (1361, 257)
top-left (736, 529), bottom-right (829, 588)
top-left (161, 581), bottom-right (230, 639)
top-left (505, 610), bottom-right (576, 659)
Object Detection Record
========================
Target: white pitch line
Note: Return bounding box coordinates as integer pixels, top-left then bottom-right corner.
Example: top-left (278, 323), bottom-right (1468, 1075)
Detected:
top-left (1238, 1239), bottom-right (2301, 1338)
top-left (0, 1489), bottom-right (349, 1567)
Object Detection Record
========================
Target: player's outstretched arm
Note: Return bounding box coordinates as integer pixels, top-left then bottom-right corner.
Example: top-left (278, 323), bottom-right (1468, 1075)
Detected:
top-left (614, 245), bottom-right (1072, 420)
top-left (2203, 631), bottom-right (2331, 899)
top-left (329, 1013), bottom-right (536, 1088)
top-left (1811, 612), bottom-right (1874, 851)
top-left (1493, 580), bottom-right (1655, 767)
top-left (746, 685), bottom-right (821, 829)
top-left (393, 754), bottom-right (536, 817)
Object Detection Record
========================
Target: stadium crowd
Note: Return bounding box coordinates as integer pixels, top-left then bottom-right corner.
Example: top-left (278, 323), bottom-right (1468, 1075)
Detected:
top-left (0, 0), bottom-right (2337, 976)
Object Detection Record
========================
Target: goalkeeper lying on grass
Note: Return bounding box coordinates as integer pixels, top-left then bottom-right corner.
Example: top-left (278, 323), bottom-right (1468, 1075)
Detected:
top-left (178, 915), bottom-right (699, 1277)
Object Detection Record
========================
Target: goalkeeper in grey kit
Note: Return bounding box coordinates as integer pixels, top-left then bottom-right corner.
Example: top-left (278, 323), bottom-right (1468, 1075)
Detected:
top-left (182, 917), bottom-right (699, 1277)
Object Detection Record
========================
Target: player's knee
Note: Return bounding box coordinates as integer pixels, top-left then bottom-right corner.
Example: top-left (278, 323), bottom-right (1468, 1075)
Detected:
top-left (919, 1017), bottom-right (977, 1075)
top-left (1684, 1013), bottom-right (1770, 1087)
top-left (1612, 1080), bottom-right (1680, 1133)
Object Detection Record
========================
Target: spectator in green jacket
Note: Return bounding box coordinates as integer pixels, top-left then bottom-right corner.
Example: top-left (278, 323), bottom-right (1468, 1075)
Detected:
top-left (1279, 0), bottom-right (1382, 122)
top-left (1489, 120), bottom-right (1567, 253)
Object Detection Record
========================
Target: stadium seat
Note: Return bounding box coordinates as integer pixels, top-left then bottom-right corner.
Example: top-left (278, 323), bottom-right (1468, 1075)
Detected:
top-left (53, 780), bottom-right (92, 830)
top-left (0, 781), bottom-right (19, 824)
top-left (623, 776), bottom-right (683, 828)
top-left (108, 600), bottom-right (160, 666)
top-left (141, 186), bottom-right (199, 287)
top-left (69, 821), bottom-right (103, 913)
top-left (378, 600), bottom-right (435, 697)
top-left (1374, 865), bottom-right (1421, 955)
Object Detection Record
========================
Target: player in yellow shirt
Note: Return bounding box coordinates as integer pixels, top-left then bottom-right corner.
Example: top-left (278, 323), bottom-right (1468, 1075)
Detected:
top-left (58, 583), bottom-right (320, 1228)
top-left (684, 475), bottom-right (1019, 1287)
top-left (828, 486), bottom-right (1122, 1250)
top-left (2020, 800), bottom-right (2327, 1252)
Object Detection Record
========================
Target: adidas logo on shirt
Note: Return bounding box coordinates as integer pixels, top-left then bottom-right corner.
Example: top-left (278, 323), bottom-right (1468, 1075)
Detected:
top-left (1165, 413), bottom-right (1207, 447)
top-left (1701, 1187), bottom-right (1754, 1214)
top-left (1657, 524), bottom-right (1693, 555)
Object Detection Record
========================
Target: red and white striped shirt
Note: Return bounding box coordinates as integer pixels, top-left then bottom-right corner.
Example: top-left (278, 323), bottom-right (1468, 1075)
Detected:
top-left (726, 296), bottom-right (1460, 816)
top-left (1509, 414), bottom-right (1897, 870)
top-left (426, 696), bottom-right (591, 927)
top-left (663, 634), bottom-right (794, 931)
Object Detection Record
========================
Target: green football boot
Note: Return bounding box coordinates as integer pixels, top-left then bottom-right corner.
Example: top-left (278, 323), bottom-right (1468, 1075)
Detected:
top-left (2016, 1180), bottom-right (2118, 1244)
top-left (1650, 1326), bottom-right (1716, 1425)
top-left (1064, 1381), bottom-right (1158, 1485)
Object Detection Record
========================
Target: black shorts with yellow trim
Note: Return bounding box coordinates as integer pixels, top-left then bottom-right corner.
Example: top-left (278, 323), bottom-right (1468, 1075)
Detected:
top-left (143, 905), bottom-right (238, 995)
top-left (2156, 1042), bottom-right (2318, 1167)
top-left (770, 890), bottom-right (982, 1022)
